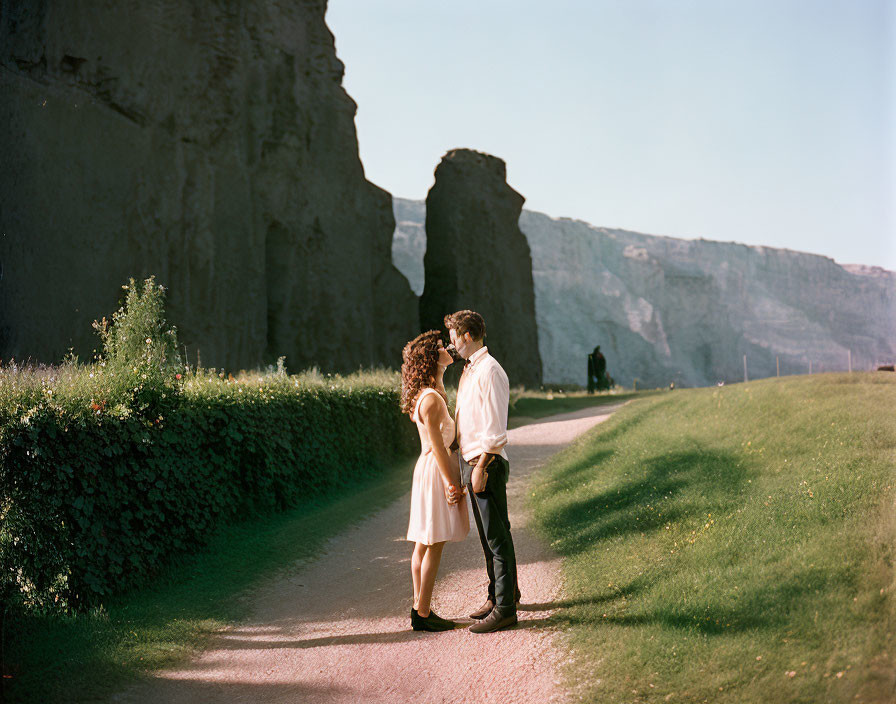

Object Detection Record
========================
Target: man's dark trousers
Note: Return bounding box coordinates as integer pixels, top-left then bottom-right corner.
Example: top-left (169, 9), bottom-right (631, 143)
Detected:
top-left (464, 456), bottom-right (518, 615)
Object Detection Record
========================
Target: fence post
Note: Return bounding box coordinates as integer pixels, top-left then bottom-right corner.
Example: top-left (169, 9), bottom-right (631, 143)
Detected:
top-left (743, 354), bottom-right (748, 383)
top-left (809, 360), bottom-right (812, 375)
top-left (848, 349), bottom-right (852, 373)
top-left (776, 356), bottom-right (779, 377)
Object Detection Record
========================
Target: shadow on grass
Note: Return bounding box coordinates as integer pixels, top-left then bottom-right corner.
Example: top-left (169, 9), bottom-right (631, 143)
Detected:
top-left (518, 565), bottom-right (847, 636)
top-left (531, 401), bottom-right (667, 489)
top-left (532, 428), bottom-right (866, 639)
top-left (518, 573), bottom-right (653, 613)
top-left (577, 395), bottom-right (671, 445)
top-left (546, 446), bottom-right (748, 555)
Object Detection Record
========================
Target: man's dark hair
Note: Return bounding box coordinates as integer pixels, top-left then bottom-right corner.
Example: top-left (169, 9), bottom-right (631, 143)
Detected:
top-left (444, 310), bottom-right (486, 341)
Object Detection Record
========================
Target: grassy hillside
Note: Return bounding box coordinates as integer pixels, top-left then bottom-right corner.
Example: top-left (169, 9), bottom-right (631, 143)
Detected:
top-left (530, 373), bottom-right (895, 703)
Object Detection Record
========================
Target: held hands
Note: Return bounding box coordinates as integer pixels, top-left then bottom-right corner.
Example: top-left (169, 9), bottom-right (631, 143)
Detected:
top-left (443, 454), bottom-right (495, 502)
top-left (445, 483), bottom-right (466, 506)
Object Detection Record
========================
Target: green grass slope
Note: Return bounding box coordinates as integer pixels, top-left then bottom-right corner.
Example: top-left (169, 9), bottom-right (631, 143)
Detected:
top-left (530, 373), bottom-right (895, 703)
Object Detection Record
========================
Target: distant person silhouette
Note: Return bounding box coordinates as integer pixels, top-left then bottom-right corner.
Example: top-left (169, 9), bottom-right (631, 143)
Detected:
top-left (587, 345), bottom-right (609, 393)
top-left (587, 352), bottom-right (595, 394)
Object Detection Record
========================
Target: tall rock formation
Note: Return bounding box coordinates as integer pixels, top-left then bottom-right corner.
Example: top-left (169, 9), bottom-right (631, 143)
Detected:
top-left (395, 197), bottom-right (896, 387)
top-left (419, 149), bottom-right (542, 387)
top-left (0, 1), bottom-right (416, 372)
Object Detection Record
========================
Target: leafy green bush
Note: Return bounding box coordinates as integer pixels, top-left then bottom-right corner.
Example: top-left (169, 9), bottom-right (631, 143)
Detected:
top-left (92, 276), bottom-right (181, 375)
top-left (0, 279), bottom-right (415, 611)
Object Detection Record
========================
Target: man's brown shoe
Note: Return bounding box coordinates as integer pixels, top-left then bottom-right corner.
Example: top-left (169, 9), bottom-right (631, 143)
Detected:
top-left (469, 599), bottom-right (494, 620)
top-left (469, 610), bottom-right (518, 634)
top-left (470, 589), bottom-right (522, 620)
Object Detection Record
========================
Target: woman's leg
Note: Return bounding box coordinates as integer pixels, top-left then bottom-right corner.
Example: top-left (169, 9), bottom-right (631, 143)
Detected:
top-left (416, 542), bottom-right (445, 617)
top-left (411, 542), bottom-right (426, 610)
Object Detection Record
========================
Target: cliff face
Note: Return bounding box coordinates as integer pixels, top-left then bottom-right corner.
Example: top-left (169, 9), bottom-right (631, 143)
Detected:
top-left (418, 150), bottom-right (543, 387)
top-left (0, 1), bottom-right (417, 371)
top-left (394, 198), bottom-right (896, 387)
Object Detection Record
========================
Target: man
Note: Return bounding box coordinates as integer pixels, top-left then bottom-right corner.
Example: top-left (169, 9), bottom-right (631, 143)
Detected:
top-left (592, 345), bottom-right (608, 391)
top-left (587, 351), bottom-right (596, 394)
top-left (445, 310), bottom-right (520, 633)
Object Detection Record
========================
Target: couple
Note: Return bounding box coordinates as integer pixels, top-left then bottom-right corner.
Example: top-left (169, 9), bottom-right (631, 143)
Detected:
top-left (400, 310), bottom-right (520, 634)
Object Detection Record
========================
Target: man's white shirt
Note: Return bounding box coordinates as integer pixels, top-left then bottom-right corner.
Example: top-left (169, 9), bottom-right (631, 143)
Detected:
top-left (455, 346), bottom-right (510, 463)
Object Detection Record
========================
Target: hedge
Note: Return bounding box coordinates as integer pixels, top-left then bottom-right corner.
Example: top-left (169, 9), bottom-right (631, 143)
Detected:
top-left (0, 369), bottom-right (416, 611)
top-left (0, 277), bottom-right (417, 611)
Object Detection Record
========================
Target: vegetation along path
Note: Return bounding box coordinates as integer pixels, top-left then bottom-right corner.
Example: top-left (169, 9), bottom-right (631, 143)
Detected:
top-left (109, 401), bottom-right (629, 704)
top-left (530, 373), bottom-right (895, 703)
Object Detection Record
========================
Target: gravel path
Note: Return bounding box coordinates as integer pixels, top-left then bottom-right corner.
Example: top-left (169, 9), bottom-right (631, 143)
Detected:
top-left (110, 402), bottom-right (626, 704)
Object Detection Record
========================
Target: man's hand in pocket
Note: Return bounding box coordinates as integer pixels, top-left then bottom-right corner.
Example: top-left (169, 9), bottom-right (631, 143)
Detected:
top-left (470, 455), bottom-right (492, 493)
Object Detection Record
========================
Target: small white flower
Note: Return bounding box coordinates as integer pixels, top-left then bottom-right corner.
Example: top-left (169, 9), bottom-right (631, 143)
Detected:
top-left (146, 338), bottom-right (152, 344)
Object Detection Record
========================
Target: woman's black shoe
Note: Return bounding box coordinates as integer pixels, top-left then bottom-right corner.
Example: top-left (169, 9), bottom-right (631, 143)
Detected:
top-left (426, 609), bottom-right (456, 627)
top-left (411, 608), bottom-right (456, 631)
top-left (411, 608), bottom-right (455, 626)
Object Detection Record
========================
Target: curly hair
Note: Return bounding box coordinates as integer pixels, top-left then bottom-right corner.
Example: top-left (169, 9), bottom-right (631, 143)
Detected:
top-left (400, 330), bottom-right (448, 415)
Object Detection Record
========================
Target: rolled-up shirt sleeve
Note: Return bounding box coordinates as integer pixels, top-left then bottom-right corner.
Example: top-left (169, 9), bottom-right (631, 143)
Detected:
top-left (478, 365), bottom-right (509, 454)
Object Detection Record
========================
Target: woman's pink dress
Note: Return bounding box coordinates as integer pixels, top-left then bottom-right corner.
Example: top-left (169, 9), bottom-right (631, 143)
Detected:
top-left (406, 388), bottom-right (470, 545)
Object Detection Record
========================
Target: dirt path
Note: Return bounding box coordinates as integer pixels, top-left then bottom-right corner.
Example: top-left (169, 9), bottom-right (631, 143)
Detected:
top-left (110, 402), bottom-right (626, 704)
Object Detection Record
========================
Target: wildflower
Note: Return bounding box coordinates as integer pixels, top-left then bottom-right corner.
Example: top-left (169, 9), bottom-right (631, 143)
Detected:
top-left (145, 337), bottom-right (152, 344)
top-left (176, 373), bottom-right (182, 380)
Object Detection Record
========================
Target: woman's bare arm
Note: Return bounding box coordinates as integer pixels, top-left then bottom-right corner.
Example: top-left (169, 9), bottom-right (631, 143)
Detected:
top-left (419, 393), bottom-right (462, 489)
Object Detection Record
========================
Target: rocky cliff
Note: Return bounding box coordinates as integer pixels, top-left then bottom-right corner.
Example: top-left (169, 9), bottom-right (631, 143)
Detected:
top-left (394, 198), bottom-right (896, 387)
top-left (0, 1), bottom-right (417, 371)
top-left (418, 150), bottom-right (542, 387)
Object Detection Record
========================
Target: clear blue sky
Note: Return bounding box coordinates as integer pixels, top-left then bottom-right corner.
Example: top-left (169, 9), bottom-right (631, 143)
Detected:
top-left (327, 0), bottom-right (895, 270)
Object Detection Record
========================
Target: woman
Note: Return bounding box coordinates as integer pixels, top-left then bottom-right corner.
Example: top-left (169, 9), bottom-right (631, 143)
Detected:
top-left (401, 330), bottom-right (470, 631)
